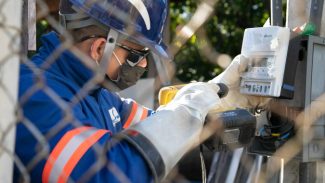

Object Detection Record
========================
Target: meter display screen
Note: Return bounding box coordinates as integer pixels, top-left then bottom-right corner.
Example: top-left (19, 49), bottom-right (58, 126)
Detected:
top-left (251, 57), bottom-right (270, 67)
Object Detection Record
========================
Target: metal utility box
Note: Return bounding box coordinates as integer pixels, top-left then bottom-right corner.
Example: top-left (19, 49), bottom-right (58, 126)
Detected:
top-left (249, 35), bottom-right (325, 162)
top-left (302, 35), bottom-right (325, 162)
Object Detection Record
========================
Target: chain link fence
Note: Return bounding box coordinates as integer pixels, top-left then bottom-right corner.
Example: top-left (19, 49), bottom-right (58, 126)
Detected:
top-left (1, 0), bottom-right (325, 182)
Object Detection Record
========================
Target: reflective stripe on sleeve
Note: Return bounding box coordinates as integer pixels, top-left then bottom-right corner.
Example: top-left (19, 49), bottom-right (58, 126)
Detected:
top-left (42, 127), bottom-right (109, 183)
top-left (140, 108), bottom-right (148, 121)
top-left (123, 102), bottom-right (138, 128)
top-left (123, 102), bottom-right (149, 129)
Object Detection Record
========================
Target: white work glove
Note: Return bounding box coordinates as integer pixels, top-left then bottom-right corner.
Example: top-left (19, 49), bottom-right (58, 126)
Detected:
top-left (209, 55), bottom-right (271, 110)
top-left (119, 82), bottom-right (222, 182)
top-left (164, 82), bottom-right (222, 121)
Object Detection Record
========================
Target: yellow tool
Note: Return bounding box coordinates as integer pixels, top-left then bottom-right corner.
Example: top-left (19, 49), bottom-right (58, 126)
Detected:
top-left (158, 84), bottom-right (186, 106)
top-left (158, 83), bottom-right (229, 106)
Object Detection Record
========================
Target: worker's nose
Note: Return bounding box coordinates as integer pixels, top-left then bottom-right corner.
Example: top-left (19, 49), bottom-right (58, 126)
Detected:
top-left (136, 57), bottom-right (147, 68)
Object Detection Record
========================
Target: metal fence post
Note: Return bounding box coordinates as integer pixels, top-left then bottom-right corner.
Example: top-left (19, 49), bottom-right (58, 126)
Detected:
top-left (0, 0), bottom-right (22, 182)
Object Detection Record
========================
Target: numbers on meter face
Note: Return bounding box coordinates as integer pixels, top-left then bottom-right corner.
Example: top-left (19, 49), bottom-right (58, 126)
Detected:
top-left (240, 56), bottom-right (275, 96)
top-left (241, 81), bottom-right (272, 96)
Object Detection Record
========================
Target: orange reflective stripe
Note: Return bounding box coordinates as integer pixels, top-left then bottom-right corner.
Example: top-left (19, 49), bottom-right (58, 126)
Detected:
top-left (123, 102), bottom-right (138, 128)
top-left (58, 129), bottom-right (107, 183)
top-left (43, 127), bottom-right (110, 183)
top-left (42, 126), bottom-right (90, 183)
top-left (140, 108), bottom-right (148, 120)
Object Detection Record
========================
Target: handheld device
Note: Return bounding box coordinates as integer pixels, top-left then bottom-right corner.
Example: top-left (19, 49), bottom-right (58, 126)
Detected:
top-left (158, 83), bottom-right (255, 150)
top-left (204, 109), bottom-right (256, 151)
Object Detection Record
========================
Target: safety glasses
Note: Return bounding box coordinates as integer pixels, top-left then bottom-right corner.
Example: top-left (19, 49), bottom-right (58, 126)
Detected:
top-left (116, 43), bottom-right (150, 67)
top-left (78, 35), bottom-right (150, 67)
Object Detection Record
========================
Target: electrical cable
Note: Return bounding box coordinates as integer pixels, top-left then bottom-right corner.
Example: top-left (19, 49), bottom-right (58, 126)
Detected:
top-left (199, 145), bottom-right (207, 183)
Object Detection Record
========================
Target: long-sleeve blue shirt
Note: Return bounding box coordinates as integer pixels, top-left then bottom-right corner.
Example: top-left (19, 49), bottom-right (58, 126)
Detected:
top-left (15, 31), bottom-right (154, 183)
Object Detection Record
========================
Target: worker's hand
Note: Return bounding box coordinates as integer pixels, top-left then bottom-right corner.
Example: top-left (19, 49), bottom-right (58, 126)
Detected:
top-left (209, 55), bottom-right (271, 110)
top-left (164, 82), bottom-right (222, 121)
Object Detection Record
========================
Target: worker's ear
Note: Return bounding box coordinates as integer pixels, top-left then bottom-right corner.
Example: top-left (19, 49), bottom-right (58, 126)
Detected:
top-left (89, 38), bottom-right (106, 61)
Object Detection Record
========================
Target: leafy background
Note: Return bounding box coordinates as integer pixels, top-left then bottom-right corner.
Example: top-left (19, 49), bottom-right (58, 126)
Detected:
top-left (169, 0), bottom-right (270, 82)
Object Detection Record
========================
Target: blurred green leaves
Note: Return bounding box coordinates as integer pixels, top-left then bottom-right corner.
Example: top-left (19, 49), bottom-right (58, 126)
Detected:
top-left (169, 0), bottom-right (269, 82)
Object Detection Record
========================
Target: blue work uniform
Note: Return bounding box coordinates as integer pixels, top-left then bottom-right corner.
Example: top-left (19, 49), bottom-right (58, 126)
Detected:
top-left (14, 32), bottom-right (154, 183)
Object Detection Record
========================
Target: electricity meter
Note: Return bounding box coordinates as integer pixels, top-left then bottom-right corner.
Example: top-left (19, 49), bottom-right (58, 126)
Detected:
top-left (240, 26), bottom-right (290, 97)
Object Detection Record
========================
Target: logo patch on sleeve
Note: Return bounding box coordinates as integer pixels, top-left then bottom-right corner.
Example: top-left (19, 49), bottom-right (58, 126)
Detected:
top-left (108, 107), bottom-right (121, 127)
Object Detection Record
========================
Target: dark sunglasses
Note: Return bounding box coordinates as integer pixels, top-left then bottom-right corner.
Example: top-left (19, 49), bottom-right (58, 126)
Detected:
top-left (116, 43), bottom-right (150, 67)
top-left (78, 35), bottom-right (150, 67)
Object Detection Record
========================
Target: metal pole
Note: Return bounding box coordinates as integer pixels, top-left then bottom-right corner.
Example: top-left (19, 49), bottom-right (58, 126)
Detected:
top-left (0, 0), bottom-right (22, 182)
top-left (309, 0), bottom-right (324, 35)
top-left (271, 0), bottom-right (283, 26)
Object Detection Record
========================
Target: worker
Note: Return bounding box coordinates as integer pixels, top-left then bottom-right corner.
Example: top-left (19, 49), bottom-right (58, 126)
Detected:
top-left (14, 0), bottom-right (268, 182)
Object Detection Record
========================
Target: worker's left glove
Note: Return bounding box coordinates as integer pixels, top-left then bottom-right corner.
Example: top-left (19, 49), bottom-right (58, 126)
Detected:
top-left (209, 55), bottom-right (271, 111)
top-left (118, 82), bottom-right (222, 182)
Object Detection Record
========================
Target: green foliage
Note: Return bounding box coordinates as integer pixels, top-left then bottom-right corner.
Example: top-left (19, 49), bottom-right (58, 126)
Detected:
top-left (170, 0), bottom-right (269, 82)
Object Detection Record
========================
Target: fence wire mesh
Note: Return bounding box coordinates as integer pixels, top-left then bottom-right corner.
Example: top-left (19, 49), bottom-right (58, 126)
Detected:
top-left (1, 0), bottom-right (325, 183)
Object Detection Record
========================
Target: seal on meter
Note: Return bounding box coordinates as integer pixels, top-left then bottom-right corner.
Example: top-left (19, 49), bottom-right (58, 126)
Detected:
top-left (239, 26), bottom-right (291, 97)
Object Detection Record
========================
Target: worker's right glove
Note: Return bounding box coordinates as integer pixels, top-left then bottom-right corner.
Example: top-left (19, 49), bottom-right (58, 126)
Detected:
top-left (209, 55), bottom-right (271, 111)
top-left (118, 82), bottom-right (222, 182)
